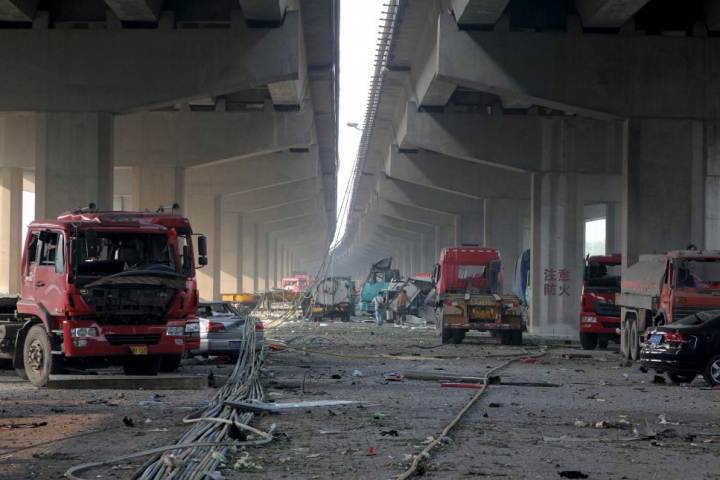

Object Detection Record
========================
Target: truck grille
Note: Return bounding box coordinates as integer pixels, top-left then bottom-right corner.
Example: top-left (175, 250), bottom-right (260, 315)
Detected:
top-left (594, 301), bottom-right (620, 317)
top-left (105, 334), bottom-right (161, 346)
top-left (673, 306), bottom-right (720, 321)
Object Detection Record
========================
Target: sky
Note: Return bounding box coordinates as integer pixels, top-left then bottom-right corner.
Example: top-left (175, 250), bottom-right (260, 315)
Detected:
top-left (332, 0), bottom-right (385, 249)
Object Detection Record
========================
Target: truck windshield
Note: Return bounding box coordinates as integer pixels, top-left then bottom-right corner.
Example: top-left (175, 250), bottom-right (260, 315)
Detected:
top-left (77, 232), bottom-right (179, 276)
top-left (673, 259), bottom-right (720, 289)
top-left (585, 263), bottom-right (621, 291)
top-left (458, 265), bottom-right (486, 279)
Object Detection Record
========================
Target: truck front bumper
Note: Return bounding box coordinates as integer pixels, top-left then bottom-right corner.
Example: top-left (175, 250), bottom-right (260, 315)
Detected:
top-left (62, 321), bottom-right (186, 357)
top-left (579, 313), bottom-right (620, 335)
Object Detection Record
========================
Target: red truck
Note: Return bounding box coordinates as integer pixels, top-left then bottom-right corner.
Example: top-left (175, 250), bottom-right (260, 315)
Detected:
top-left (579, 254), bottom-right (622, 350)
top-left (432, 246), bottom-right (523, 345)
top-left (0, 205), bottom-right (207, 386)
top-left (281, 274), bottom-right (311, 293)
top-left (617, 249), bottom-right (720, 361)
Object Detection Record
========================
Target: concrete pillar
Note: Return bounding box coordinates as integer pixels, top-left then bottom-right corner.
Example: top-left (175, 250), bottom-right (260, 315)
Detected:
top-left (705, 123), bottom-right (720, 250)
top-left (220, 212), bottom-right (243, 295)
top-left (623, 119), bottom-right (704, 270)
top-left (0, 168), bottom-right (22, 294)
top-left (35, 112), bottom-right (113, 218)
top-left (242, 222), bottom-right (257, 292)
top-left (606, 202), bottom-right (622, 255)
top-left (484, 198), bottom-right (524, 294)
top-left (530, 172), bottom-right (584, 336)
top-left (270, 238), bottom-right (278, 288)
top-left (436, 225), bottom-right (455, 259)
top-left (455, 213), bottom-right (483, 245)
top-left (187, 195), bottom-right (221, 301)
top-left (257, 231), bottom-right (269, 291)
top-left (132, 166), bottom-right (185, 214)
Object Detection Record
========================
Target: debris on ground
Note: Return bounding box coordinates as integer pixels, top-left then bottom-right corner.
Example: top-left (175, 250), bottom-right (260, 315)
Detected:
top-left (558, 471), bottom-right (589, 479)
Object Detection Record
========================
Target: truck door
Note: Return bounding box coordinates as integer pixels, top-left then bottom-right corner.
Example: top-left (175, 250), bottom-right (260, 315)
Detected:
top-left (32, 230), bottom-right (67, 321)
top-left (21, 232), bottom-right (40, 301)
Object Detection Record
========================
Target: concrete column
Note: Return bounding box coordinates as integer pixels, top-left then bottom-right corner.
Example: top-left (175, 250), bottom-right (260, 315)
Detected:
top-left (484, 198), bottom-right (524, 294)
top-left (606, 202), bottom-right (622, 255)
top-left (257, 232), bottom-right (269, 291)
top-left (706, 123), bottom-right (720, 250)
top-left (456, 213), bottom-right (483, 245)
top-left (242, 222), bottom-right (257, 292)
top-left (530, 172), bottom-right (584, 336)
top-left (623, 119), bottom-right (704, 270)
top-left (0, 168), bottom-right (22, 294)
top-left (270, 238), bottom-right (278, 288)
top-left (132, 166), bottom-right (185, 214)
top-left (403, 245), bottom-right (412, 277)
top-left (35, 112), bottom-right (113, 218)
top-left (436, 225), bottom-right (455, 259)
top-left (220, 212), bottom-right (243, 295)
top-left (187, 195), bottom-right (221, 301)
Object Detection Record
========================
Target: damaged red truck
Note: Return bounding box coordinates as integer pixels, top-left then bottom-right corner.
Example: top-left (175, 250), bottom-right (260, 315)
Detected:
top-left (579, 254), bottom-right (622, 350)
top-left (0, 206), bottom-right (207, 387)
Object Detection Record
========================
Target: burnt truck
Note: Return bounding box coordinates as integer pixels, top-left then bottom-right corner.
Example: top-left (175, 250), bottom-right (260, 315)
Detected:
top-left (579, 254), bottom-right (622, 350)
top-left (312, 276), bottom-right (355, 321)
top-left (617, 250), bottom-right (720, 361)
top-left (433, 246), bottom-right (524, 345)
top-left (0, 206), bottom-right (207, 386)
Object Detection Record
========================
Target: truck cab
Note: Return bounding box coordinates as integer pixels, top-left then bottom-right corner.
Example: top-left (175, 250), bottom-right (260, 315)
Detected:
top-left (579, 254), bottom-right (622, 350)
top-left (359, 257), bottom-right (400, 313)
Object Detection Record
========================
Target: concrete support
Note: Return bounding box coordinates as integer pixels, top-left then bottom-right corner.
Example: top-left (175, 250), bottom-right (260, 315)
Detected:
top-left (132, 167), bottom-right (185, 214)
top-left (103, 0), bottom-right (162, 21)
top-left (484, 198), bottom-right (528, 293)
top-left (35, 112), bottom-right (113, 218)
top-left (530, 173), bottom-right (583, 336)
top-left (270, 238), bottom-right (279, 288)
top-left (575, 0), bottom-right (650, 28)
top-left (0, 168), bottom-right (22, 294)
top-left (220, 212), bottom-right (243, 295)
top-left (257, 231), bottom-right (270, 291)
top-left (188, 195), bottom-right (221, 301)
top-left (0, 0), bottom-right (37, 22)
top-left (622, 119), bottom-right (704, 270)
top-left (436, 225), bottom-right (455, 259)
top-left (705, 123), bottom-right (720, 250)
top-left (605, 202), bottom-right (622, 255)
top-left (451, 0), bottom-right (510, 26)
top-left (239, 0), bottom-right (287, 25)
top-left (242, 222), bottom-right (258, 292)
top-left (455, 213), bottom-right (483, 245)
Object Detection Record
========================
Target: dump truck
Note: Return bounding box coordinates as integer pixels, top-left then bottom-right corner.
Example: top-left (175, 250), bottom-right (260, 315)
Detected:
top-left (312, 276), bottom-right (355, 321)
top-left (617, 249), bottom-right (720, 361)
top-left (579, 254), bottom-right (622, 350)
top-left (0, 205), bottom-right (207, 387)
top-left (432, 246), bottom-right (523, 345)
top-left (359, 257), bottom-right (400, 313)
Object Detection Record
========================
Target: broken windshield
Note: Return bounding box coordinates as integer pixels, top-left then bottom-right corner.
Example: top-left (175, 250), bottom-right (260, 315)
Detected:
top-left (673, 259), bottom-right (720, 289)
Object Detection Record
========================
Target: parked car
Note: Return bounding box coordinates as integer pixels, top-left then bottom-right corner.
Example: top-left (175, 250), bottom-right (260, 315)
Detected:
top-left (188, 301), bottom-right (265, 361)
top-left (640, 310), bottom-right (720, 385)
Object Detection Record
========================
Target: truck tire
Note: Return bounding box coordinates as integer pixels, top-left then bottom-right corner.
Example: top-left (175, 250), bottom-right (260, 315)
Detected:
top-left (499, 330), bottom-right (511, 345)
top-left (123, 355), bottom-right (161, 376)
top-left (510, 330), bottom-right (522, 346)
top-left (579, 332), bottom-right (598, 350)
top-left (703, 355), bottom-right (720, 387)
top-left (23, 324), bottom-right (63, 387)
top-left (598, 338), bottom-right (609, 349)
top-left (629, 321), bottom-right (640, 361)
top-left (620, 319), bottom-right (630, 359)
top-left (160, 354), bottom-right (183, 372)
top-left (451, 330), bottom-right (465, 344)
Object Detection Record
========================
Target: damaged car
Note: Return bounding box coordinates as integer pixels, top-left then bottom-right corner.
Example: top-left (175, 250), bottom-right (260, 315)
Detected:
top-left (188, 301), bottom-right (265, 362)
top-left (640, 309), bottom-right (720, 385)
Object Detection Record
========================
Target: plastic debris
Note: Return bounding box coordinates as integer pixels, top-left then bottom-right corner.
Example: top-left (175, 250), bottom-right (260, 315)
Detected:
top-left (372, 412), bottom-right (387, 419)
top-left (574, 420), bottom-right (589, 428)
top-left (381, 430), bottom-right (399, 437)
top-left (521, 358), bottom-right (538, 364)
top-left (658, 414), bottom-right (679, 426)
top-left (162, 454), bottom-right (185, 470)
top-left (352, 370), bottom-right (363, 377)
top-left (365, 446), bottom-right (376, 456)
top-left (382, 371), bottom-right (404, 381)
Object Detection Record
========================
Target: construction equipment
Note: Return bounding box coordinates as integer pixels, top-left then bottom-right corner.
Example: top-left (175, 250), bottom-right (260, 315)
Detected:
top-left (0, 205), bottom-right (207, 386)
top-left (433, 246), bottom-right (523, 345)
top-left (359, 257), bottom-right (400, 313)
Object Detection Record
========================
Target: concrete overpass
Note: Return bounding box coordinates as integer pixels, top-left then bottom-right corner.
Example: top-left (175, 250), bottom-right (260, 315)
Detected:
top-left (0, 0), bottom-right (338, 299)
top-left (333, 0), bottom-right (717, 336)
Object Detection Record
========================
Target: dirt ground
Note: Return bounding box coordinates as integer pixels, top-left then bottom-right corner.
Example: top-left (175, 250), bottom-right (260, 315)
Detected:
top-left (3, 316), bottom-right (720, 479)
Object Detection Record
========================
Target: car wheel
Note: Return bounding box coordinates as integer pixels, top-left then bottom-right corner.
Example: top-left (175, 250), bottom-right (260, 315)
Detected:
top-left (703, 355), bottom-right (720, 387)
top-left (666, 372), bottom-right (696, 384)
top-left (579, 332), bottom-right (598, 350)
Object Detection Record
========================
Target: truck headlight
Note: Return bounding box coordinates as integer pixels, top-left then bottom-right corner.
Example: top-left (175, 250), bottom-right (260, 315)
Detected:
top-left (581, 316), bottom-right (596, 323)
top-left (184, 322), bottom-right (200, 333)
top-left (70, 327), bottom-right (98, 338)
top-left (166, 326), bottom-right (184, 336)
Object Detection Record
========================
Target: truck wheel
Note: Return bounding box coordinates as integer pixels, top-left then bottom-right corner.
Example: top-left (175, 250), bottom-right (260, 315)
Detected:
top-left (629, 322), bottom-right (640, 361)
top-left (667, 372), bottom-right (696, 384)
top-left (620, 321), bottom-right (629, 359)
top-left (451, 330), bottom-right (465, 344)
top-left (123, 355), bottom-right (161, 376)
top-left (159, 354), bottom-right (183, 372)
top-left (510, 330), bottom-right (523, 346)
top-left (441, 327), bottom-right (452, 344)
top-left (23, 324), bottom-right (63, 387)
top-left (499, 331), bottom-right (511, 345)
top-left (598, 339), bottom-right (609, 349)
top-left (703, 355), bottom-right (720, 387)
top-left (579, 332), bottom-right (598, 350)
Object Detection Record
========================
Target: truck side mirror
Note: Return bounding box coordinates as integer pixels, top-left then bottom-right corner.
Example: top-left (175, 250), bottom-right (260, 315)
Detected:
top-left (489, 260), bottom-right (501, 293)
top-left (432, 264), bottom-right (440, 285)
top-left (197, 235), bottom-right (208, 266)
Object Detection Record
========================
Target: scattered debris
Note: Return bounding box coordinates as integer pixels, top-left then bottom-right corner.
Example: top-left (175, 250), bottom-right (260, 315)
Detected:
top-left (521, 358), bottom-right (538, 364)
top-left (365, 446), bottom-right (376, 456)
top-left (382, 371), bottom-right (404, 381)
top-left (563, 354), bottom-right (592, 360)
top-left (207, 372), bottom-right (217, 388)
top-left (652, 375), bottom-right (666, 384)
top-left (0, 422), bottom-right (47, 429)
top-left (488, 403), bottom-right (502, 408)
top-left (658, 414), bottom-right (680, 426)
top-left (122, 417), bottom-right (134, 428)
top-left (372, 412), bottom-right (387, 419)
top-left (352, 370), bottom-right (363, 377)
top-left (330, 374), bottom-right (342, 380)
top-left (381, 430), bottom-right (399, 437)
top-left (224, 399), bottom-right (365, 414)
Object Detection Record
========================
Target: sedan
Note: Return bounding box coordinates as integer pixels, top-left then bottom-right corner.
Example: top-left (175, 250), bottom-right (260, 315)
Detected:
top-left (640, 310), bottom-right (720, 385)
top-left (188, 301), bottom-right (265, 361)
